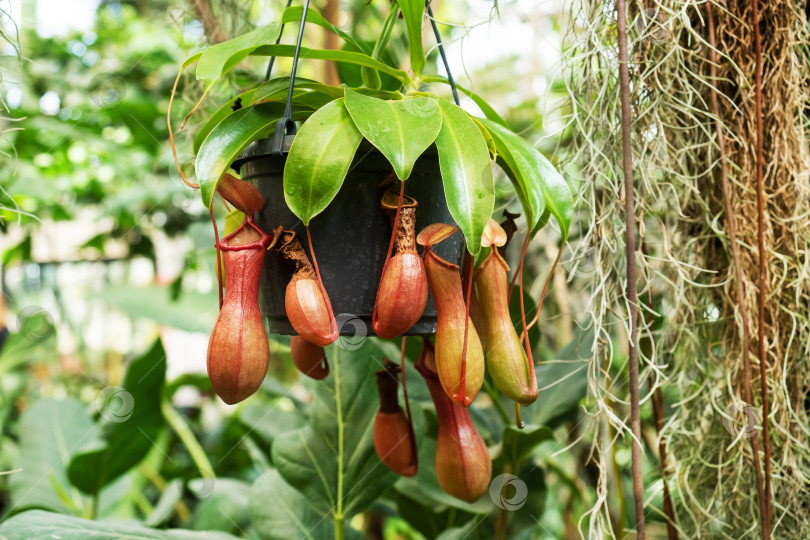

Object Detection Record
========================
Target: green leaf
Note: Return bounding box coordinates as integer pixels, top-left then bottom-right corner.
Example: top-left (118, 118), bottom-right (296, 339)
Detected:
top-left (523, 326), bottom-right (593, 428)
top-left (281, 6), bottom-right (369, 54)
top-left (480, 119), bottom-right (572, 240)
top-left (193, 89), bottom-right (257, 153)
top-left (9, 398), bottom-right (96, 514)
top-left (434, 101), bottom-right (495, 255)
top-left (251, 77), bottom-right (345, 103)
top-left (0, 510), bottom-right (241, 540)
top-left (271, 342), bottom-right (399, 522)
top-left (67, 340), bottom-right (167, 495)
top-left (397, 0), bottom-right (425, 76)
top-left (249, 471), bottom-right (363, 540)
top-left (190, 478), bottom-right (251, 534)
top-left (252, 44), bottom-right (410, 86)
top-left (197, 102), bottom-right (286, 207)
top-left (344, 89), bottom-right (441, 180)
top-left (195, 24), bottom-right (280, 88)
top-left (283, 99), bottom-right (362, 225)
top-left (500, 425), bottom-right (553, 466)
top-left (394, 435), bottom-right (495, 515)
top-left (95, 285), bottom-right (218, 333)
top-left (421, 75), bottom-right (507, 126)
top-left (480, 121), bottom-right (545, 229)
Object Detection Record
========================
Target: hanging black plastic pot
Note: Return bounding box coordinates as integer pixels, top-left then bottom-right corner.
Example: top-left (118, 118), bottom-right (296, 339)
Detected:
top-left (235, 138), bottom-right (465, 337)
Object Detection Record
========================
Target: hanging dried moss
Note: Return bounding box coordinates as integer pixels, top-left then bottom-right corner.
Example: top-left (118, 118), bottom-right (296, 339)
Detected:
top-left (564, 0), bottom-right (810, 537)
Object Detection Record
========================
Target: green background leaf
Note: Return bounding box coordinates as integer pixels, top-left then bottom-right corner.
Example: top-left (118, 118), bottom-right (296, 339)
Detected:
top-left (344, 89), bottom-right (441, 180)
top-left (9, 398), bottom-right (96, 514)
top-left (283, 98), bottom-right (362, 225)
top-left (67, 340), bottom-right (166, 494)
top-left (0, 510), bottom-right (241, 540)
top-left (250, 471), bottom-right (364, 540)
top-left (434, 101), bottom-right (495, 255)
top-left (271, 341), bottom-right (398, 522)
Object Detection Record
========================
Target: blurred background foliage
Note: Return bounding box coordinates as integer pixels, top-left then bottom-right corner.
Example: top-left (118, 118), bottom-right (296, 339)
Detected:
top-left (0, 1), bottom-right (670, 539)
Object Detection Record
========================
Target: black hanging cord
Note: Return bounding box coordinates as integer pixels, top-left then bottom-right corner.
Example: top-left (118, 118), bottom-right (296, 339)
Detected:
top-left (264, 0), bottom-right (295, 81)
top-left (426, 2), bottom-right (460, 106)
top-left (270, 0), bottom-right (311, 154)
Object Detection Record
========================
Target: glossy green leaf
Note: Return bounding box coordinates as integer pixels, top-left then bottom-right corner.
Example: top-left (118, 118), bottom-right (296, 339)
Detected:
top-left (0, 510), bottom-right (240, 540)
top-left (283, 99), bottom-right (362, 225)
top-left (281, 6), bottom-right (369, 54)
top-left (271, 341), bottom-right (399, 522)
top-left (344, 89), bottom-right (441, 180)
top-left (195, 24), bottom-right (280, 88)
top-left (252, 44), bottom-right (410, 86)
top-left (197, 102), bottom-right (286, 207)
top-left (479, 120), bottom-right (545, 229)
top-left (67, 340), bottom-right (166, 495)
top-left (421, 75), bottom-right (507, 126)
top-left (434, 101), bottom-right (495, 255)
top-left (251, 77), bottom-right (345, 103)
top-left (192, 88), bottom-right (257, 153)
top-left (397, 0), bottom-right (425, 76)
top-left (9, 398), bottom-right (96, 514)
top-left (250, 471), bottom-right (364, 540)
top-left (481, 118), bottom-right (573, 242)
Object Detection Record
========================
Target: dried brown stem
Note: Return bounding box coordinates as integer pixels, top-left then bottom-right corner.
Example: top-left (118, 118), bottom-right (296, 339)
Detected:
top-left (751, 0), bottom-right (773, 531)
top-left (190, 0), bottom-right (228, 44)
top-left (616, 0), bottom-right (645, 536)
top-left (706, 4), bottom-right (769, 538)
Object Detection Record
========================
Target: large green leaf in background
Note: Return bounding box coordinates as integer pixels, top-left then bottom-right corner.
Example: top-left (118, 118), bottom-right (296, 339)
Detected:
top-left (271, 341), bottom-right (398, 527)
top-left (0, 510), bottom-right (240, 540)
top-left (396, 0), bottom-right (425, 76)
top-left (9, 398), bottom-right (96, 514)
top-left (434, 100), bottom-right (495, 255)
top-left (283, 99), bottom-right (363, 225)
top-left (523, 325), bottom-right (593, 427)
top-left (197, 102), bottom-right (287, 207)
top-left (68, 340), bottom-right (166, 495)
top-left (344, 89), bottom-right (442, 180)
top-left (480, 118), bottom-right (574, 241)
top-left (250, 471), bottom-right (364, 540)
top-left (195, 24), bottom-right (280, 88)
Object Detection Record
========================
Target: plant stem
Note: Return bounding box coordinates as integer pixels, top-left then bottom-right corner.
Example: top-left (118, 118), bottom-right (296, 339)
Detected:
top-left (751, 0), bottom-right (773, 531)
top-left (483, 377), bottom-right (511, 425)
top-left (335, 516), bottom-right (344, 540)
top-left (705, 5), bottom-right (769, 538)
top-left (161, 401), bottom-right (215, 479)
top-left (615, 0), bottom-right (645, 536)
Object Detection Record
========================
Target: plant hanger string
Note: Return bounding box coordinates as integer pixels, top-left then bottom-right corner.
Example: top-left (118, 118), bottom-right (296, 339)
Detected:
top-left (264, 0), bottom-right (295, 81)
top-left (269, 0), bottom-right (311, 155)
top-left (426, 2), bottom-right (460, 107)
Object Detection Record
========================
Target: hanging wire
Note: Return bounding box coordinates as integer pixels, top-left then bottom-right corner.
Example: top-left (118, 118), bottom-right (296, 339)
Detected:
top-left (426, 2), bottom-right (460, 106)
top-left (264, 0), bottom-right (295, 81)
top-left (270, 0), bottom-right (311, 154)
